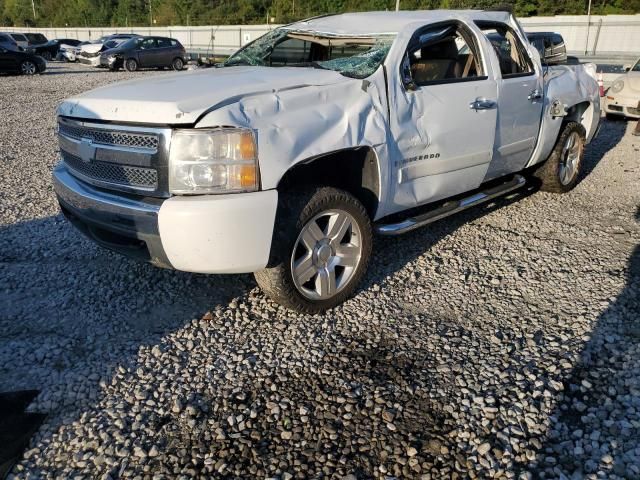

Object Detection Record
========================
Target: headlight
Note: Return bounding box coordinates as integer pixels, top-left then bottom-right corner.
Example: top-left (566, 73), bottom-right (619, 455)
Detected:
top-left (169, 128), bottom-right (259, 194)
top-left (610, 80), bottom-right (625, 94)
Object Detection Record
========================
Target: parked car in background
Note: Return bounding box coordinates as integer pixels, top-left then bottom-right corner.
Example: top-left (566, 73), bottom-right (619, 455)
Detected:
top-left (54, 10), bottom-right (600, 312)
top-left (0, 44), bottom-right (46, 75)
top-left (31, 38), bottom-right (82, 61)
top-left (525, 32), bottom-right (567, 65)
top-left (603, 57), bottom-right (640, 119)
top-left (24, 33), bottom-right (48, 46)
top-left (59, 40), bottom-right (87, 62)
top-left (100, 36), bottom-right (186, 71)
top-left (0, 32), bottom-right (20, 49)
top-left (78, 34), bottom-right (140, 66)
top-left (5, 32), bottom-right (29, 49)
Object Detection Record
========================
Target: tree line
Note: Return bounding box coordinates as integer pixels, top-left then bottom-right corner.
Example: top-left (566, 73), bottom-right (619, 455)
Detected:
top-left (1, 0), bottom-right (638, 28)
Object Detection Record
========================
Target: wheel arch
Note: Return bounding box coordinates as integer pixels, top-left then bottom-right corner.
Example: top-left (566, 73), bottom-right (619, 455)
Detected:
top-left (276, 147), bottom-right (381, 220)
top-left (564, 100), bottom-right (595, 141)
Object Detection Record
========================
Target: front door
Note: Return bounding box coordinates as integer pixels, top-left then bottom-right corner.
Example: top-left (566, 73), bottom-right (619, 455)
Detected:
top-left (479, 24), bottom-right (544, 180)
top-left (136, 38), bottom-right (157, 67)
top-left (390, 21), bottom-right (498, 209)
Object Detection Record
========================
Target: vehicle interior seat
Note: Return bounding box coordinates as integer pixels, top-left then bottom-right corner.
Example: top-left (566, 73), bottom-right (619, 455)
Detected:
top-left (411, 38), bottom-right (462, 83)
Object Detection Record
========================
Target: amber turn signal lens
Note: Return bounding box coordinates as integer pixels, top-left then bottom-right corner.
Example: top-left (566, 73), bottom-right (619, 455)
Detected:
top-left (238, 132), bottom-right (256, 160)
top-left (238, 165), bottom-right (258, 188)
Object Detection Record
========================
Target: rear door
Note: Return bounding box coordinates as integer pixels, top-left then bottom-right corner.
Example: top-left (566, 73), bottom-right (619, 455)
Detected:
top-left (390, 21), bottom-right (499, 209)
top-left (155, 37), bottom-right (173, 66)
top-left (477, 22), bottom-right (544, 180)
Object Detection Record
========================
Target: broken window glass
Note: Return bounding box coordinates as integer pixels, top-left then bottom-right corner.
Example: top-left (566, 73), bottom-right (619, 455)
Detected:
top-left (224, 28), bottom-right (395, 79)
top-left (315, 37), bottom-right (394, 79)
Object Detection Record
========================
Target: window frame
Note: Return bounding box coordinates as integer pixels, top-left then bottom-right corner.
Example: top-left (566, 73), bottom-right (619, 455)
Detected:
top-left (139, 38), bottom-right (157, 50)
top-left (400, 20), bottom-right (489, 89)
top-left (156, 37), bottom-right (171, 49)
top-left (476, 21), bottom-right (535, 80)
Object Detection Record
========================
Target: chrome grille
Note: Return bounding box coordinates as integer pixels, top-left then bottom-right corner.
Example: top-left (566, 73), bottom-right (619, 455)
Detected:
top-left (59, 122), bottom-right (159, 151)
top-left (62, 151), bottom-right (158, 190)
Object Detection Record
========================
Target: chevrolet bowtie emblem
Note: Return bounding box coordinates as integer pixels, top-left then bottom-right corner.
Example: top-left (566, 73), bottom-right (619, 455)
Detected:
top-left (78, 137), bottom-right (96, 163)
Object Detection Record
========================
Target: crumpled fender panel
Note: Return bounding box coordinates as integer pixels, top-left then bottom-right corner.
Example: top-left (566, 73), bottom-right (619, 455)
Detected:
top-left (527, 63), bottom-right (600, 168)
top-left (196, 69), bottom-right (393, 217)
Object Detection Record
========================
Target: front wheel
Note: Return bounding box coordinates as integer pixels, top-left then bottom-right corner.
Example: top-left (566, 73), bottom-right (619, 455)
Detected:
top-left (20, 60), bottom-right (38, 75)
top-left (533, 121), bottom-right (586, 193)
top-left (254, 187), bottom-right (372, 313)
top-left (124, 58), bottom-right (138, 72)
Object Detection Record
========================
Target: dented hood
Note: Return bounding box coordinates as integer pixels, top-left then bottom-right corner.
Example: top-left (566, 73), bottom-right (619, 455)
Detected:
top-left (57, 66), bottom-right (352, 125)
top-left (80, 43), bottom-right (104, 54)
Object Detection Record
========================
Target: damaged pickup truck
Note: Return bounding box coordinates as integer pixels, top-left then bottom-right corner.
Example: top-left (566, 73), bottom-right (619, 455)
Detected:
top-left (53, 10), bottom-right (600, 312)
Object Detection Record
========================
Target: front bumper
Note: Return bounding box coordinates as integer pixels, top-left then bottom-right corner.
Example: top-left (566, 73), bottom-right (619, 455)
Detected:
top-left (77, 55), bottom-right (101, 67)
top-left (603, 95), bottom-right (640, 119)
top-left (53, 163), bottom-right (278, 274)
top-left (100, 56), bottom-right (120, 69)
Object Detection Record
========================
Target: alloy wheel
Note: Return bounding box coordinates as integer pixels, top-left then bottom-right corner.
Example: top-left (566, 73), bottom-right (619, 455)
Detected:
top-left (21, 61), bottom-right (37, 75)
top-left (559, 131), bottom-right (582, 185)
top-left (290, 209), bottom-right (363, 300)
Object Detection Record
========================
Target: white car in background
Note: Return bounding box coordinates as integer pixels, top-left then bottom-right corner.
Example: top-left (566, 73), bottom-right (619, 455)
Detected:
top-left (603, 58), bottom-right (640, 119)
top-left (77, 34), bottom-right (139, 66)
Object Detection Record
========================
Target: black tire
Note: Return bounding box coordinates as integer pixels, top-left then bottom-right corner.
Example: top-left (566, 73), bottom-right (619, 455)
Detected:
top-left (533, 121), bottom-right (586, 193)
top-left (20, 60), bottom-right (37, 75)
top-left (124, 58), bottom-right (138, 72)
top-left (172, 57), bottom-right (184, 71)
top-left (254, 187), bottom-right (373, 313)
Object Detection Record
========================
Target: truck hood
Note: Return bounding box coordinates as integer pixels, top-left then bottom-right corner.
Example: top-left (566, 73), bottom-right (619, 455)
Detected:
top-left (57, 66), bottom-right (352, 125)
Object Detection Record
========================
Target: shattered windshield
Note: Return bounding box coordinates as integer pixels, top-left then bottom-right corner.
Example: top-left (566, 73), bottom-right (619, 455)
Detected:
top-left (224, 28), bottom-right (395, 79)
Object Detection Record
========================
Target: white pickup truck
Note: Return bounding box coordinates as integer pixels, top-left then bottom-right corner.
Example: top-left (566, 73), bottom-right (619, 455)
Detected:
top-left (53, 10), bottom-right (600, 312)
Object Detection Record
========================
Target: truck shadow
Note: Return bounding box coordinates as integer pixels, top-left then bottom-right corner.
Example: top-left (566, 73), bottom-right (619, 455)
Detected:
top-left (520, 207), bottom-right (640, 478)
top-left (0, 213), bottom-right (249, 407)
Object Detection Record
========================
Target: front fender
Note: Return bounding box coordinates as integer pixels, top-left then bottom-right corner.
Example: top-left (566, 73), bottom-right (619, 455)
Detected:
top-left (194, 68), bottom-right (391, 193)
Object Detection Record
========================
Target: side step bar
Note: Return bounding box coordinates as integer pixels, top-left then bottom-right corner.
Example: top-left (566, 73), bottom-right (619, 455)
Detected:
top-left (375, 174), bottom-right (526, 236)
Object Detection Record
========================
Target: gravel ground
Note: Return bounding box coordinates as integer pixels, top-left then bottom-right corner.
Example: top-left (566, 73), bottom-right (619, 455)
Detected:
top-left (1, 63), bottom-right (639, 479)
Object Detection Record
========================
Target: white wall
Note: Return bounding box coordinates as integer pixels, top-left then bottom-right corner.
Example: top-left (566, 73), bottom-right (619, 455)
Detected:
top-left (520, 15), bottom-right (640, 56)
top-left (4, 14), bottom-right (640, 56)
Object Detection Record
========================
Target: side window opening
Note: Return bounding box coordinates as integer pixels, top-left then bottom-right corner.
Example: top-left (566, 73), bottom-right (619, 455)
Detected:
top-left (477, 22), bottom-right (534, 78)
top-left (404, 23), bottom-right (485, 86)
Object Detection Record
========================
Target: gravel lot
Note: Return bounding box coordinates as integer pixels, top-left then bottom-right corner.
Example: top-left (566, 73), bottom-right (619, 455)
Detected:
top-left (1, 62), bottom-right (639, 479)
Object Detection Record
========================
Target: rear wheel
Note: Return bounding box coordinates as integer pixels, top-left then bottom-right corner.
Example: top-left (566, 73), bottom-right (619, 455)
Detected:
top-left (254, 187), bottom-right (372, 313)
top-left (20, 60), bottom-right (37, 75)
top-left (172, 57), bottom-right (184, 71)
top-left (533, 121), bottom-right (585, 193)
top-left (125, 58), bottom-right (138, 72)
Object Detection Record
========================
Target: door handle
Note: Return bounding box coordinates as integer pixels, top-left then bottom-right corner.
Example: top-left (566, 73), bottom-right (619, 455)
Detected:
top-left (528, 89), bottom-right (543, 101)
top-left (469, 98), bottom-right (496, 111)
